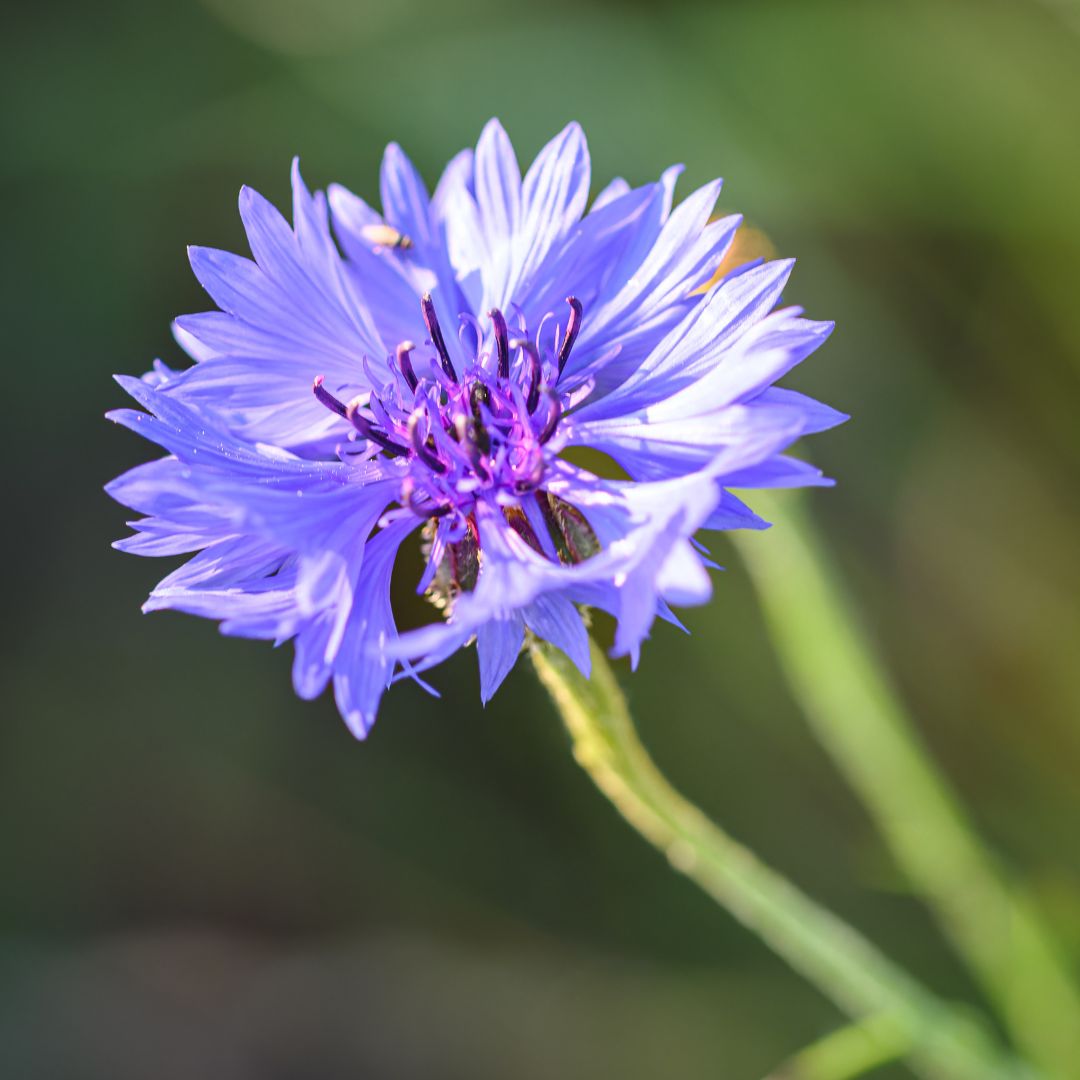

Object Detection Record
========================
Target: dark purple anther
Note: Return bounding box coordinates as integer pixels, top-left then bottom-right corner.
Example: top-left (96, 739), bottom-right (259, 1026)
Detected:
top-left (407, 412), bottom-right (448, 474)
top-left (396, 341), bottom-right (418, 391)
top-left (513, 340), bottom-right (543, 414)
top-left (556, 296), bottom-right (583, 377)
top-left (535, 392), bottom-right (562, 445)
top-left (346, 402), bottom-right (409, 457)
top-left (420, 293), bottom-right (457, 383)
top-left (312, 375), bottom-right (349, 418)
top-left (488, 308), bottom-right (510, 379)
top-left (406, 488), bottom-right (451, 518)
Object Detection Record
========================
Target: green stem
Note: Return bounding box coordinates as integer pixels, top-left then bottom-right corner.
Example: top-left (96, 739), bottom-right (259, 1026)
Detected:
top-left (530, 636), bottom-right (1030, 1080)
top-left (732, 492), bottom-right (1080, 1078)
top-left (765, 1013), bottom-right (912, 1080)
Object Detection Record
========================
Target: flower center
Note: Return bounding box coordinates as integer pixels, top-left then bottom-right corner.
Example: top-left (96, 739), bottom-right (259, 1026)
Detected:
top-left (313, 294), bottom-right (583, 520)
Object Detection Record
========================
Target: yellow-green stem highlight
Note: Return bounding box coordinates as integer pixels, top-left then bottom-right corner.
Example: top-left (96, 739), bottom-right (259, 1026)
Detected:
top-left (530, 636), bottom-right (1030, 1080)
top-left (765, 1013), bottom-right (911, 1080)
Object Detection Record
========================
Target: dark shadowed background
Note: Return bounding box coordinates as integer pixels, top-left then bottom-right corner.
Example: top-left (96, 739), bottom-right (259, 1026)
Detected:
top-left (2, 0), bottom-right (1079, 1076)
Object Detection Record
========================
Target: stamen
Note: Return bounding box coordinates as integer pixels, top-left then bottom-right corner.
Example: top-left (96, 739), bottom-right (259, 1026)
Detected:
top-left (557, 296), bottom-right (583, 377)
top-left (534, 392), bottom-right (562, 445)
top-left (406, 487), bottom-right (450, 518)
top-left (407, 411), bottom-right (448, 473)
top-left (312, 375), bottom-right (349, 418)
top-left (346, 402), bottom-right (409, 457)
top-left (318, 296), bottom-right (581, 518)
top-left (421, 293), bottom-right (458, 383)
top-left (511, 340), bottom-right (543, 414)
top-left (368, 394), bottom-right (400, 436)
top-left (396, 341), bottom-right (418, 391)
top-left (488, 308), bottom-right (510, 379)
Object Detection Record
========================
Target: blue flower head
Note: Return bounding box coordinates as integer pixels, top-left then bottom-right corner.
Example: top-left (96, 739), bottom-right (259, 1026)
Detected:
top-left (107, 121), bottom-right (845, 737)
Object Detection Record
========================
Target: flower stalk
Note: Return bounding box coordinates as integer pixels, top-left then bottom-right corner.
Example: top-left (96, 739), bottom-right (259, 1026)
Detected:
top-left (765, 1013), bottom-right (912, 1080)
top-left (732, 492), bottom-right (1080, 1077)
top-left (529, 636), bottom-right (1031, 1080)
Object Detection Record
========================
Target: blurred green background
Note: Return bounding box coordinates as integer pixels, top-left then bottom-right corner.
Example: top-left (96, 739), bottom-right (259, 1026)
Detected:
top-left (3, 0), bottom-right (1079, 1076)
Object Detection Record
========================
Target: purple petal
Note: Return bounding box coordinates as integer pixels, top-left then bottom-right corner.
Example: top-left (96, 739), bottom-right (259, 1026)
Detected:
top-left (476, 615), bottom-right (526, 703)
